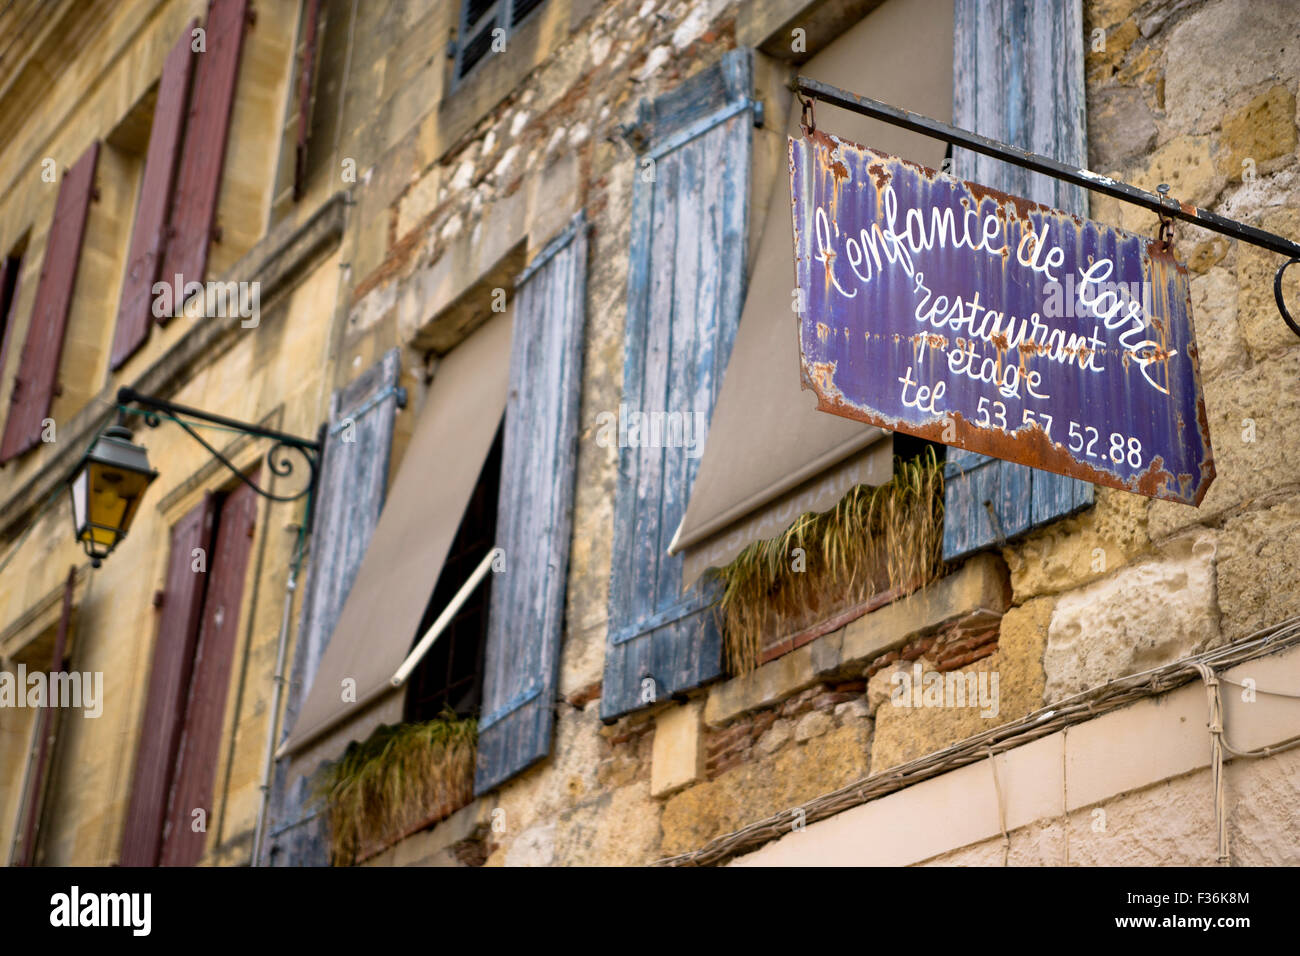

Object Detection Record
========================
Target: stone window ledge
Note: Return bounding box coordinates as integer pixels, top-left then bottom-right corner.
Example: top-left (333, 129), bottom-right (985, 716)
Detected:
top-left (702, 553), bottom-right (1011, 728)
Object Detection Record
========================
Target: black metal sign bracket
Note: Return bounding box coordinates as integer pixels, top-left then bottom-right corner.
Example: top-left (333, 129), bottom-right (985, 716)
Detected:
top-left (793, 76), bottom-right (1300, 339)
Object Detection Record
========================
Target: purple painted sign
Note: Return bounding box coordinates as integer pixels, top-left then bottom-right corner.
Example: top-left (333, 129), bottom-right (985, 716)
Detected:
top-left (790, 131), bottom-right (1215, 505)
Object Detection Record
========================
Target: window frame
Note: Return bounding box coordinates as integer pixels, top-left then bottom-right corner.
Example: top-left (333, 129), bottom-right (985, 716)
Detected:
top-left (453, 0), bottom-right (548, 88)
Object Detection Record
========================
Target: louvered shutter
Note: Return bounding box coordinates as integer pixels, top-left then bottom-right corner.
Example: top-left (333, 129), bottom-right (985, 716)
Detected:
top-left (158, 0), bottom-right (247, 312)
top-left (510, 0), bottom-right (545, 27)
top-left (160, 477), bottom-right (259, 867)
top-left (601, 50), bottom-right (755, 720)
top-left (121, 494), bottom-right (217, 866)
top-left (263, 350), bottom-right (402, 866)
top-left (456, 1), bottom-right (504, 81)
top-left (0, 142), bottom-right (98, 464)
top-left (474, 215), bottom-right (586, 794)
top-left (943, 0), bottom-right (1093, 562)
top-left (110, 21), bottom-right (197, 368)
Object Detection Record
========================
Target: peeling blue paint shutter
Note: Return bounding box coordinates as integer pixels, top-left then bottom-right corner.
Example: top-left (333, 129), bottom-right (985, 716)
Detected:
top-left (943, 0), bottom-right (1094, 562)
top-left (601, 50), bottom-right (755, 720)
top-left (264, 349), bottom-right (401, 865)
top-left (474, 215), bottom-right (587, 795)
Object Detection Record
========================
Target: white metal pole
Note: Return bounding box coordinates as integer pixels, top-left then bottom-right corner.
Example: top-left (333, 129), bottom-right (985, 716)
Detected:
top-left (389, 547), bottom-right (499, 688)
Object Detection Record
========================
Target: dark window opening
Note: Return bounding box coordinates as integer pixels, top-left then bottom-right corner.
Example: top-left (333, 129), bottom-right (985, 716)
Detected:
top-left (0, 232), bottom-right (29, 362)
top-left (0, 249), bottom-right (23, 343)
top-left (894, 432), bottom-right (945, 466)
top-left (403, 421), bottom-right (503, 723)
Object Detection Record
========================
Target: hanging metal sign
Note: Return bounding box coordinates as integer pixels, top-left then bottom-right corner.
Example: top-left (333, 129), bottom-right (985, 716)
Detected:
top-left (791, 130), bottom-right (1215, 505)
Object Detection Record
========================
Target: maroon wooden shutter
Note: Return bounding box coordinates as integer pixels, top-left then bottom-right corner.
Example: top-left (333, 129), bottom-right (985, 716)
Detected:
top-left (160, 477), bottom-right (259, 866)
top-left (158, 0), bottom-right (248, 319)
top-left (0, 142), bottom-right (98, 463)
top-left (293, 0), bottom-right (322, 202)
top-left (120, 494), bottom-right (216, 866)
top-left (109, 21), bottom-right (197, 368)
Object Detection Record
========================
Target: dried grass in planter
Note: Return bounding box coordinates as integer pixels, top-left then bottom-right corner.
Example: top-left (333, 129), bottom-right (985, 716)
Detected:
top-left (711, 447), bottom-right (945, 675)
top-left (314, 711), bottom-right (477, 866)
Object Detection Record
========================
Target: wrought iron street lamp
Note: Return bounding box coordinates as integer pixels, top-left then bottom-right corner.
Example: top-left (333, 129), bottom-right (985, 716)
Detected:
top-left (68, 425), bottom-right (158, 566)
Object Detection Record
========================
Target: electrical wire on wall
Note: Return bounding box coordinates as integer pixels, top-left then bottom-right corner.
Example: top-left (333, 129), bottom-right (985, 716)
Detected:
top-left (661, 615), bottom-right (1300, 866)
top-left (1193, 660), bottom-right (1300, 867)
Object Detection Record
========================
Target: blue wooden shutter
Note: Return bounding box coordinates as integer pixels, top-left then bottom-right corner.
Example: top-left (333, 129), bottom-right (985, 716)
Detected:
top-left (263, 349), bottom-right (402, 865)
top-left (944, 0), bottom-right (1093, 562)
top-left (474, 215), bottom-right (587, 794)
top-left (601, 50), bottom-right (755, 720)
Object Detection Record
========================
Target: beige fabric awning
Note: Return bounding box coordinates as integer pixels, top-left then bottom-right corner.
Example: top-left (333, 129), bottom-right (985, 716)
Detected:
top-left (669, 0), bottom-right (955, 588)
top-left (279, 310), bottom-right (512, 757)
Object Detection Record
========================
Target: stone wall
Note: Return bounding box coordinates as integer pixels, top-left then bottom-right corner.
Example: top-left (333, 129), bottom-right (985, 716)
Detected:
top-left (453, 0), bottom-right (1300, 866)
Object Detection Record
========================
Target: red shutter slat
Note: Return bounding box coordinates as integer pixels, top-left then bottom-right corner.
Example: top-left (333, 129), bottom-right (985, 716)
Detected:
top-left (119, 494), bottom-right (217, 867)
top-left (293, 0), bottom-right (322, 202)
top-left (158, 0), bottom-right (248, 321)
top-left (160, 476), bottom-right (259, 867)
top-left (0, 142), bottom-right (99, 463)
top-left (108, 21), bottom-right (198, 369)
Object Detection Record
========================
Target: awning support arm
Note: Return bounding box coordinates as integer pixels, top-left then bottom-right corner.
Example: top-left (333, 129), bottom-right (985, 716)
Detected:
top-left (792, 76), bottom-right (1300, 339)
top-left (389, 547), bottom-right (500, 689)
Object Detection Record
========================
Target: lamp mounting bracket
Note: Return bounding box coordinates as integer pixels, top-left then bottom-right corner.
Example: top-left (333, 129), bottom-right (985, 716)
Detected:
top-left (115, 387), bottom-right (322, 507)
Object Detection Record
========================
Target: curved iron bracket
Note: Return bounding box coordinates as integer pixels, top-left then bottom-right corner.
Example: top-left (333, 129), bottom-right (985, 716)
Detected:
top-left (118, 387), bottom-right (321, 505)
top-left (1275, 258), bottom-right (1300, 340)
top-left (155, 413), bottom-right (318, 503)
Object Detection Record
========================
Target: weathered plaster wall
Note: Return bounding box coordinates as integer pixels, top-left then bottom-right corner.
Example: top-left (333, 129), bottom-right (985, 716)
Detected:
top-left (922, 749), bottom-right (1300, 867)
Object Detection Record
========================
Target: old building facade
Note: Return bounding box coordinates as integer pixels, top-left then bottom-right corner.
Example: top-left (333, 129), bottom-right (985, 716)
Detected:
top-left (0, 0), bottom-right (1297, 867)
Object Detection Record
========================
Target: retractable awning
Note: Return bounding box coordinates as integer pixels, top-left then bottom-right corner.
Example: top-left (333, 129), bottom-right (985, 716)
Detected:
top-left (665, 148), bottom-right (895, 588)
top-left (667, 0), bottom-right (954, 588)
top-left (278, 310), bottom-right (511, 757)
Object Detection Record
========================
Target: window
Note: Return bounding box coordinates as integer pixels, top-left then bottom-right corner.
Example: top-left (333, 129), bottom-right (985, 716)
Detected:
top-left (611, 0), bottom-right (1090, 700)
top-left (60, 92), bottom-right (156, 406)
top-left (121, 478), bottom-right (260, 867)
top-left (665, 1), bottom-right (954, 675)
top-left (269, 0), bottom-right (331, 224)
top-left (0, 567), bottom-right (77, 867)
top-left (0, 236), bottom-right (27, 389)
top-left (454, 0), bottom-right (548, 84)
top-left (0, 248), bottom-right (23, 341)
top-left (403, 424), bottom-right (502, 722)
